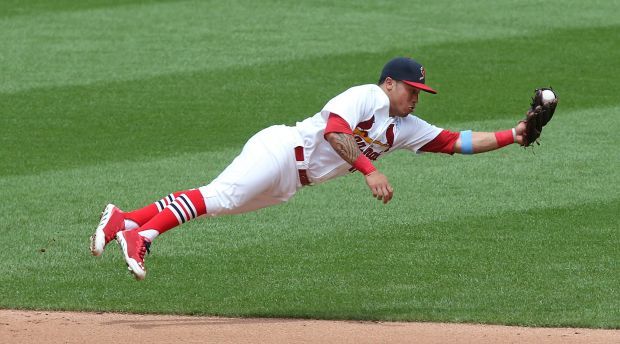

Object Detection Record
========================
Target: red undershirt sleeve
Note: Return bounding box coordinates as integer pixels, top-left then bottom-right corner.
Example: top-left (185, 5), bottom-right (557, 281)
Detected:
top-left (324, 113), bottom-right (353, 137)
top-left (419, 129), bottom-right (460, 154)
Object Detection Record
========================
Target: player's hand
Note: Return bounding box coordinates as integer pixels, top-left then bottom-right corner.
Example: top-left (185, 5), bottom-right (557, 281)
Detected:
top-left (364, 171), bottom-right (394, 204)
top-left (514, 121), bottom-right (527, 146)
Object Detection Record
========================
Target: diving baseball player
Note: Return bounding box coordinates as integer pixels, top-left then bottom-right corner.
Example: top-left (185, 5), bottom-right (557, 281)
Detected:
top-left (90, 57), bottom-right (554, 280)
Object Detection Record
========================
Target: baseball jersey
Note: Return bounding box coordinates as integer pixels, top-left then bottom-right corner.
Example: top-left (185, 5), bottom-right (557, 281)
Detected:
top-left (295, 84), bottom-right (443, 184)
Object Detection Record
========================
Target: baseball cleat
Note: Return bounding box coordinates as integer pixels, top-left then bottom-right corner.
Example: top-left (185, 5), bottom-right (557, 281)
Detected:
top-left (116, 230), bottom-right (151, 281)
top-left (90, 204), bottom-right (126, 256)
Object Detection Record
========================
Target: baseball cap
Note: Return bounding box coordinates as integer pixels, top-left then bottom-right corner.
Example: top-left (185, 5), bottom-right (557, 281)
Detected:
top-left (379, 57), bottom-right (437, 94)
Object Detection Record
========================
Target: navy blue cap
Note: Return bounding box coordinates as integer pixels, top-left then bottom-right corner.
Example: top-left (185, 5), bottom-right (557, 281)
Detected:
top-left (379, 57), bottom-right (437, 94)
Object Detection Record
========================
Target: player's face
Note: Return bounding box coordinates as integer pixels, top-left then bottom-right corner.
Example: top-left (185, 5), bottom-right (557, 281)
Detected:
top-left (386, 79), bottom-right (420, 117)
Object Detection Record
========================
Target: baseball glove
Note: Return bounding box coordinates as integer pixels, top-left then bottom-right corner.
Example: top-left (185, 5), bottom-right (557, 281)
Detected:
top-left (521, 87), bottom-right (558, 147)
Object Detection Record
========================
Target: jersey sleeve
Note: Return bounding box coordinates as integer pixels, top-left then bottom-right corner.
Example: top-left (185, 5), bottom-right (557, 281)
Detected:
top-left (321, 85), bottom-right (387, 130)
top-left (398, 115), bottom-right (444, 153)
top-left (419, 129), bottom-right (459, 154)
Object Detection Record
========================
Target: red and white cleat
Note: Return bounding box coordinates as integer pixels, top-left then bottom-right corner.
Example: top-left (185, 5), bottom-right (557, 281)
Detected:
top-left (90, 204), bottom-right (126, 256)
top-left (116, 230), bottom-right (151, 281)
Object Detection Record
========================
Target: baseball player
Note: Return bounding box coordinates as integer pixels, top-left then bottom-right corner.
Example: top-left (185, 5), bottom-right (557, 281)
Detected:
top-left (90, 57), bottom-right (531, 280)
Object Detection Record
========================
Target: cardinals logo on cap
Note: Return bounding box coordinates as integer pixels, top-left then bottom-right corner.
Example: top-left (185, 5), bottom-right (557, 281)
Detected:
top-left (419, 66), bottom-right (425, 81)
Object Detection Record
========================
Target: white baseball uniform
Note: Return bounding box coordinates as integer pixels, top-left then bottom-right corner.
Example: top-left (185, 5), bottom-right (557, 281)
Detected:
top-left (199, 84), bottom-right (442, 216)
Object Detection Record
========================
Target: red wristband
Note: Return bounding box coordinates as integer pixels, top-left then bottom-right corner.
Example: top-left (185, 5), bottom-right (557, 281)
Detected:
top-left (353, 154), bottom-right (377, 175)
top-left (494, 129), bottom-right (515, 148)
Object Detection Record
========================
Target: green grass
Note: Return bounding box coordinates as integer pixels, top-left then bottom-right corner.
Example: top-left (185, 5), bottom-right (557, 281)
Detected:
top-left (1, 0), bottom-right (619, 329)
top-left (2, 24), bottom-right (619, 176)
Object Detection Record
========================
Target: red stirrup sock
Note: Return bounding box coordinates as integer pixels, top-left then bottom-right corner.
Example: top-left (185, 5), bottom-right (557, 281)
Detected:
top-left (137, 189), bottom-right (207, 240)
top-left (125, 191), bottom-right (186, 226)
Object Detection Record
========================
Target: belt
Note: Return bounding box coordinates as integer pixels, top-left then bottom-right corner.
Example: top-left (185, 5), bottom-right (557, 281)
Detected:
top-left (294, 146), bottom-right (313, 186)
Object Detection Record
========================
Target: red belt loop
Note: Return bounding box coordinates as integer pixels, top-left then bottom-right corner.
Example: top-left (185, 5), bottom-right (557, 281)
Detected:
top-left (294, 146), bottom-right (312, 186)
top-left (294, 146), bottom-right (304, 162)
top-left (298, 169), bottom-right (311, 186)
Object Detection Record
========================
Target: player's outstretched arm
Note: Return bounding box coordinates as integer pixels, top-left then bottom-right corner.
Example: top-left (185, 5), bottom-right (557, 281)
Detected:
top-left (325, 132), bottom-right (394, 204)
top-left (453, 121), bottom-right (526, 154)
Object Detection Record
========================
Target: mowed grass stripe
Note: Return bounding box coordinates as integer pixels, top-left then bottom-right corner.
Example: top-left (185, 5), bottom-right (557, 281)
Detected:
top-left (3, 0), bottom-right (618, 93)
top-left (0, 103), bottom-right (617, 225)
top-left (0, 0), bottom-right (171, 18)
top-left (2, 25), bottom-right (619, 177)
top-left (1, 102), bottom-right (618, 224)
top-left (1, 199), bottom-right (616, 327)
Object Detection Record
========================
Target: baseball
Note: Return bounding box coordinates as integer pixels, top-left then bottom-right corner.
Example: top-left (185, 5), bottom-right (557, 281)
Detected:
top-left (541, 89), bottom-right (556, 103)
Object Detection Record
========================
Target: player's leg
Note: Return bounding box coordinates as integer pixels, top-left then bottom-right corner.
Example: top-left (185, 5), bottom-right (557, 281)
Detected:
top-left (89, 191), bottom-right (186, 256)
top-left (116, 189), bottom-right (207, 280)
top-left (116, 125), bottom-right (301, 280)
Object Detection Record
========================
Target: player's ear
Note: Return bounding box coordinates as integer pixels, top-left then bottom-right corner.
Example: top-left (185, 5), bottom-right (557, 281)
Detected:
top-left (384, 77), bottom-right (396, 91)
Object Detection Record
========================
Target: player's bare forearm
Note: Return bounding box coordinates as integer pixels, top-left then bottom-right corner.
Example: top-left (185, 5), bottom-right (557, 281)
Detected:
top-left (325, 132), bottom-right (394, 204)
top-left (454, 132), bottom-right (499, 154)
top-left (325, 132), bottom-right (361, 165)
top-left (453, 122), bottom-right (525, 154)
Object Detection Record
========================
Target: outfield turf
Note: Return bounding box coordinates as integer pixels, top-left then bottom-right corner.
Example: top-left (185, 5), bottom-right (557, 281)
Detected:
top-left (1, 0), bottom-right (619, 328)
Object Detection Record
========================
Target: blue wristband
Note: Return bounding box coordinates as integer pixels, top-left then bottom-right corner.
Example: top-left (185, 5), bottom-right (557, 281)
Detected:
top-left (460, 130), bottom-right (473, 154)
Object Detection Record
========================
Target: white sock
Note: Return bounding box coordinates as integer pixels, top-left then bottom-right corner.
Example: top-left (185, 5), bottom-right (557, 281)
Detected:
top-left (138, 229), bottom-right (159, 241)
top-left (124, 219), bottom-right (139, 230)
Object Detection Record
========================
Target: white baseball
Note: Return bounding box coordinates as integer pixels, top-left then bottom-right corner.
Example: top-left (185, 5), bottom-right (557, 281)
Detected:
top-left (541, 89), bottom-right (556, 103)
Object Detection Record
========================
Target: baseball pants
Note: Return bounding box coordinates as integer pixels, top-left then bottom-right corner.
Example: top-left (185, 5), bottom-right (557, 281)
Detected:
top-left (199, 125), bottom-right (304, 216)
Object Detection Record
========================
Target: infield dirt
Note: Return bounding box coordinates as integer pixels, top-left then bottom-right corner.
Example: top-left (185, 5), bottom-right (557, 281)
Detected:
top-left (1, 309), bottom-right (618, 343)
